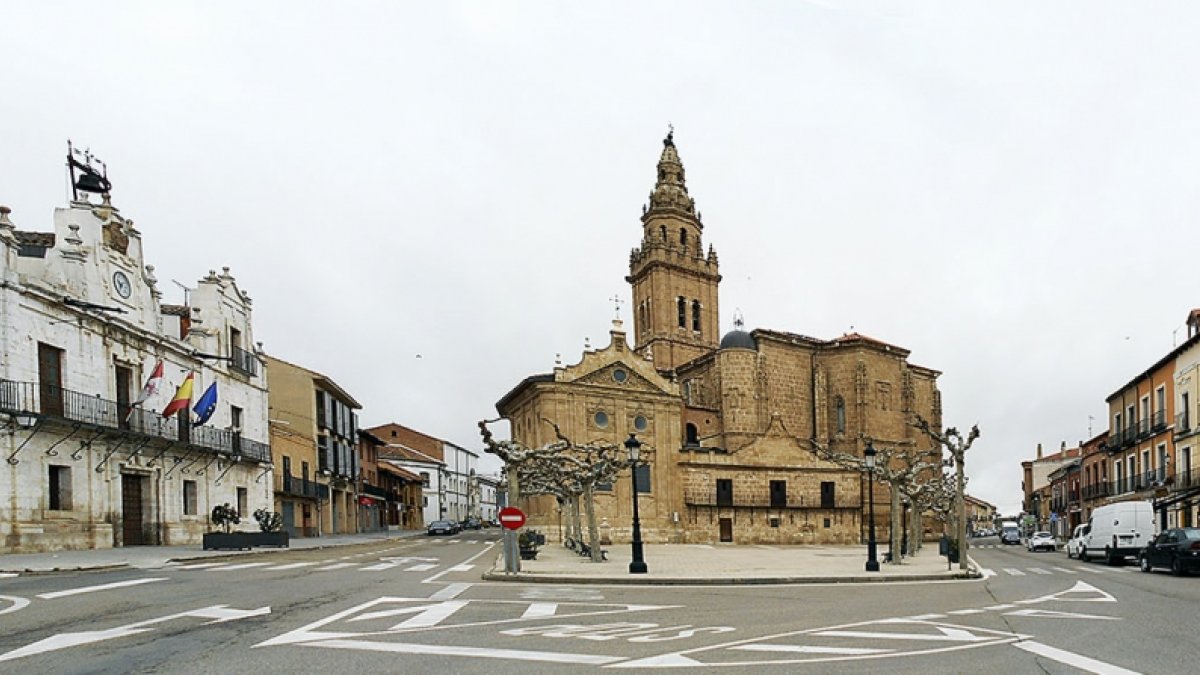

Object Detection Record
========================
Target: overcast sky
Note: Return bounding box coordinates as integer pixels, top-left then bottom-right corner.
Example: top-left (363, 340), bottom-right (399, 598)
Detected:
top-left (4, 2), bottom-right (1199, 514)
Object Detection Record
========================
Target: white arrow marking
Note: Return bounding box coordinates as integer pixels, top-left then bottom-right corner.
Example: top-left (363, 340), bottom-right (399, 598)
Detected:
top-left (0, 604), bottom-right (269, 662)
top-left (1014, 640), bottom-right (1141, 674)
top-left (814, 626), bottom-right (993, 642)
top-left (1004, 609), bottom-right (1120, 621)
top-left (617, 653), bottom-right (706, 667)
top-left (733, 644), bottom-right (894, 655)
top-left (307, 638), bottom-right (625, 664)
top-left (345, 600), bottom-right (470, 629)
top-left (37, 578), bottom-right (167, 599)
top-left (404, 564), bottom-right (437, 572)
top-left (0, 595), bottom-right (30, 616)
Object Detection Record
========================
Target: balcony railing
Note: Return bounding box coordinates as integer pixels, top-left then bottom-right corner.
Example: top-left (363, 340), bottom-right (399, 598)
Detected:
top-left (1082, 483), bottom-right (1111, 500)
top-left (1177, 412), bottom-right (1192, 435)
top-left (361, 482), bottom-right (394, 500)
top-left (0, 378), bottom-right (269, 463)
top-left (229, 345), bottom-right (259, 377)
top-left (1152, 409), bottom-right (1167, 432)
top-left (276, 473), bottom-right (327, 500)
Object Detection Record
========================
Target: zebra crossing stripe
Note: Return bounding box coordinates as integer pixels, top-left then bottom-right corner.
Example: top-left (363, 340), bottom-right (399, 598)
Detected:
top-left (449, 564), bottom-right (474, 572)
top-left (1003, 568), bottom-right (1025, 576)
top-left (360, 563), bottom-right (396, 571)
top-left (1028, 568), bottom-right (1052, 575)
top-left (1051, 567), bottom-right (1077, 574)
top-left (316, 562), bottom-right (357, 571)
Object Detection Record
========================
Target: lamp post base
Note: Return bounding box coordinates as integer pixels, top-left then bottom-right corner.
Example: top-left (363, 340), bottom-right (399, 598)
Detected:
top-left (629, 561), bottom-right (648, 574)
top-left (865, 559), bottom-right (880, 572)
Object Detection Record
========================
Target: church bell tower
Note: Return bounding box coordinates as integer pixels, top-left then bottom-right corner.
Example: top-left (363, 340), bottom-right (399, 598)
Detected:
top-left (626, 131), bottom-right (721, 371)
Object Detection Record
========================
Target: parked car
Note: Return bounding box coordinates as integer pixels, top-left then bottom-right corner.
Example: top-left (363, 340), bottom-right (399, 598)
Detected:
top-left (1066, 523), bottom-right (1090, 559)
top-left (1081, 500), bottom-right (1155, 565)
top-left (427, 519), bottom-right (459, 536)
top-left (1138, 527), bottom-right (1200, 576)
top-left (1027, 531), bottom-right (1056, 552)
top-left (461, 517), bottom-right (482, 530)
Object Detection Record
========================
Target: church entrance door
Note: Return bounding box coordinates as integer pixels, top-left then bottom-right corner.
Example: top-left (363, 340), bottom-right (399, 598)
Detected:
top-left (719, 518), bottom-right (732, 543)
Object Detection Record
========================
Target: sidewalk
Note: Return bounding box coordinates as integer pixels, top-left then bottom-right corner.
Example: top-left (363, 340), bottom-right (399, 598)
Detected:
top-left (483, 540), bottom-right (978, 585)
top-left (0, 530), bottom-right (427, 574)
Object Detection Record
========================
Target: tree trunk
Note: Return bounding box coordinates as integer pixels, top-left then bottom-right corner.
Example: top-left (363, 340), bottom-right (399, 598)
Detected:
top-left (909, 504), bottom-right (923, 554)
top-left (956, 460), bottom-right (968, 570)
top-left (571, 494), bottom-right (584, 545)
top-left (507, 466), bottom-right (520, 506)
top-left (890, 487), bottom-right (903, 563)
top-left (584, 485), bottom-right (602, 562)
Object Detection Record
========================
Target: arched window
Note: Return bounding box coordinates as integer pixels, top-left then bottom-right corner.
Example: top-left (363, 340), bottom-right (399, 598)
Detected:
top-left (660, 225), bottom-right (667, 241)
top-left (679, 228), bottom-right (688, 247)
top-left (677, 297), bottom-right (686, 328)
top-left (685, 423), bottom-right (699, 447)
top-left (835, 396), bottom-right (846, 433)
top-left (691, 300), bottom-right (701, 332)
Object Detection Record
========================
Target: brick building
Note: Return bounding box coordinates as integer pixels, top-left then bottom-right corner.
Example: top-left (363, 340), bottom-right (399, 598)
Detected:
top-left (496, 132), bottom-right (943, 546)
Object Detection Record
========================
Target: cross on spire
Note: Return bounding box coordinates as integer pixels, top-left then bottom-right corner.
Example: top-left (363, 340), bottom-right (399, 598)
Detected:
top-left (610, 294), bottom-right (624, 320)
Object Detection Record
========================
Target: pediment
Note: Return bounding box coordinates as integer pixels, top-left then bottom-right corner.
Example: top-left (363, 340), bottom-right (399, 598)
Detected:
top-left (731, 414), bottom-right (843, 469)
top-left (556, 325), bottom-right (678, 398)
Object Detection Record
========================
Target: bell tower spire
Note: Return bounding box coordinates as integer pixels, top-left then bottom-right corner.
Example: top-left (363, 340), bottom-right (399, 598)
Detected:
top-left (626, 129), bottom-right (721, 371)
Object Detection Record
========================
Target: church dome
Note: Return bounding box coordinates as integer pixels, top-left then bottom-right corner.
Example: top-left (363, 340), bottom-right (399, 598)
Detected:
top-left (719, 329), bottom-right (756, 350)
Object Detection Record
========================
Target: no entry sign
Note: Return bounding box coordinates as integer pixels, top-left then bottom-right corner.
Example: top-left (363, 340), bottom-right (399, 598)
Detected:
top-left (498, 506), bottom-right (526, 530)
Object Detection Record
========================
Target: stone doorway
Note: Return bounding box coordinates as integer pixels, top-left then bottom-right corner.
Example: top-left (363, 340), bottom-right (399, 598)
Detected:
top-left (121, 473), bottom-right (148, 545)
top-left (719, 517), bottom-right (733, 543)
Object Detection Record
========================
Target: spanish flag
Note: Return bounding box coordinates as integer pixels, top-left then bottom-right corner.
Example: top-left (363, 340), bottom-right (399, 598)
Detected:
top-left (162, 371), bottom-right (194, 419)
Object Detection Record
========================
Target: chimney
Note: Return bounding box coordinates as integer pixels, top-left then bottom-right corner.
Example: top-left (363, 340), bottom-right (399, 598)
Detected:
top-left (1037, 443), bottom-right (1043, 460)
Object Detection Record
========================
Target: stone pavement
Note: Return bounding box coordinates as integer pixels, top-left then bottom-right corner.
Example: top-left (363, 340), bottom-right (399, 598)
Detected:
top-left (483, 539), bottom-right (977, 585)
top-left (0, 530), bottom-right (427, 574)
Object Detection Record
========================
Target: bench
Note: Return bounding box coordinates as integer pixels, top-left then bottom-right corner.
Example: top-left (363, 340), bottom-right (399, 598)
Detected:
top-left (579, 543), bottom-right (608, 560)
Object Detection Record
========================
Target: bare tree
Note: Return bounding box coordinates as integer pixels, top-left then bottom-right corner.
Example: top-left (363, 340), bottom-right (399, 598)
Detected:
top-left (912, 415), bottom-right (980, 571)
top-left (810, 439), bottom-right (939, 564)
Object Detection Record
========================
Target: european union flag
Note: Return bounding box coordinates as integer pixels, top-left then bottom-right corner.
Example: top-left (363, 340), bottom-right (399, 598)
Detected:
top-left (192, 381), bottom-right (219, 427)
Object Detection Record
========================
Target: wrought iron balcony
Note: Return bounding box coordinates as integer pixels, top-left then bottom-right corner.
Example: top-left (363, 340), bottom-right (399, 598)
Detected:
top-left (0, 378), bottom-right (269, 463)
top-left (361, 482), bottom-right (394, 500)
top-left (276, 473), bottom-right (326, 499)
top-left (229, 345), bottom-right (259, 377)
top-left (1081, 483), bottom-right (1110, 500)
top-left (1152, 409), bottom-right (1167, 432)
top-left (1177, 412), bottom-right (1192, 435)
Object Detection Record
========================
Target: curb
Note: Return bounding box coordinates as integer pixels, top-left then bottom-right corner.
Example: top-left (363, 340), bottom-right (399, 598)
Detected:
top-left (480, 571), bottom-right (977, 585)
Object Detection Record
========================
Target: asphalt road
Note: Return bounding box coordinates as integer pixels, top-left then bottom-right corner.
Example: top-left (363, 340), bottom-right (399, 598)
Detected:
top-left (0, 533), bottom-right (1193, 673)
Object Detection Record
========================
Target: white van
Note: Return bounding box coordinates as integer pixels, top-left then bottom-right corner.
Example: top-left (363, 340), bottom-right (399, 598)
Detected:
top-left (1081, 500), bottom-right (1156, 565)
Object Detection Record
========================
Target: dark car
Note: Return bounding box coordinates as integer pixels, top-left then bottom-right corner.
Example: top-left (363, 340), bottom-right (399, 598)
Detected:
top-left (461, 517), bottom-right (482, 530)
top-left (1139, 527), bottom-right (1200, 575)
top-left (427, 519), bottom-right (459, 536)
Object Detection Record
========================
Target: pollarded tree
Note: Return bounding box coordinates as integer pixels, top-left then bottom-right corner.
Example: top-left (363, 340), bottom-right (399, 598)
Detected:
top-left (810, 438), bottom-right (940, 564)
top-left (912, 415), bottom-right (980, 572)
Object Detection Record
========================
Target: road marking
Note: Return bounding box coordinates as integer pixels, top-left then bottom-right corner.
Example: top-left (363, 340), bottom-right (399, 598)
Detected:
top-left (521, 602), bottom-right (559, 619)
top-left (316, 562), bottom-right (357, 571)
top-left (947, 609), bottom-right (985, 615)
top-left (0, 604), bottom-right (270, 663)
top-left (449, 564), bottom-right (474, 572)
top-left (1052, 567), bottom-right (1077, 574)
top-left (814, 627), bottom-right (994, 643)
top-left (300, 638), bottom-right (625, 664)
top-left (985, 604), bottom-right (1017, 611)
top-left (733, 644), bottom-right (893, 655)
top-left (422, 543), bottom-right (496, 584)
top-left (0, 573), bottom-right (17, 579)
top-left (37, 578), bottom-right (167, 599)
top-left (1014, 640), bottom-right (1140, 674)
top-left (213, 562), bottom-right (270, 571)
top-left (907, 614), bottom-right (946, 620)
top-left (0, 596), bottom-right (30, 616)
top-left (267, 562), bottom-right (317, 571)
top-left (176, 562), bottom-right (228, 570)
top-left (1028, 568), bottom-right (1052, 575)
top-left (405, 564), bottom-right (437, 572)
top-left (1003, 568), bottom-right (1025, 576)
top-left (1004, 609), bottom-right (1120, 620)
top-left (361, 563), bottom-right (396, 571)
top-left (979, 568), bottom-right (996, 578)
top-left (430, 583), bottom-right (472, 600)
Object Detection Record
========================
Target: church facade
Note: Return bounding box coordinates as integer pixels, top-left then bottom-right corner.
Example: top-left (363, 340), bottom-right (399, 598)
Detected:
top-left (496, 133), bottom-right (943, 546)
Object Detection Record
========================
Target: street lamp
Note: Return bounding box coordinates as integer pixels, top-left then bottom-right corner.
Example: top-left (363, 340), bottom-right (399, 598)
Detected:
top-left (864, 441), bottom-right (880, 572)
top-left (625, 433), bottom-right (648, 574)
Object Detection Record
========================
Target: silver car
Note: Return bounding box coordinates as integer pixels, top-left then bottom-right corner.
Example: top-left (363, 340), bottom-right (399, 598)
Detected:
top-left (1027, 531), bottom-right (1056, 552)
top-left (1066, 524), bottom-right (1090, 559)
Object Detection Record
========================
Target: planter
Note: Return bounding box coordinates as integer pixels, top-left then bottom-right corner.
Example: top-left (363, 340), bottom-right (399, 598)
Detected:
top-left (203, 531), bottom-right (290, 550)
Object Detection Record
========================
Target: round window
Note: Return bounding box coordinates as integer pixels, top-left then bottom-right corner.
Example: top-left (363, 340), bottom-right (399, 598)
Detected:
top-left (634, 415), bottom-right (648, 431)
top-left (594, 411), bottom-right (609, 428)
top-left (613, 368), bottom-right (628, 383)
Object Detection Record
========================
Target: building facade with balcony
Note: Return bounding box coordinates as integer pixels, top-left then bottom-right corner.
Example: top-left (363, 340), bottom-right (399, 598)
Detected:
top-left (1168, 311), bottom-right (1200, 528)
top-left (1021, 442), bottom-right (1081, 533)
top-left (0, 183), bottom-right (271, 553)
top-left (264, 355), bottom-right (360, 536)
top-left (365, 422), bottom-right (478, 524)
top-left (357, 429), bottom-right (424, 532)
top-left (379, 445), bottom-right (443, 526)
top-left (1105, 349), bottom-right (1177, 509)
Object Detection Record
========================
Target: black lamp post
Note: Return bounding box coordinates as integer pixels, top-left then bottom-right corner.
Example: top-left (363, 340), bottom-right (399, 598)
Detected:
top-left (625, 433), bottom-right (648, 574)
top-left (864, 441), bottom-right (880, 572)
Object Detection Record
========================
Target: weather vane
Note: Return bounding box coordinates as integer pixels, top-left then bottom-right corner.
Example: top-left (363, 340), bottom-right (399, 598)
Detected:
top-left (610, 294), bottom-right (624, 320)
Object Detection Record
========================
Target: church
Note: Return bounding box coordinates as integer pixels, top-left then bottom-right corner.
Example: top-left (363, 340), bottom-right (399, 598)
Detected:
top-left (496, 132), bottom-right (944, 545)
